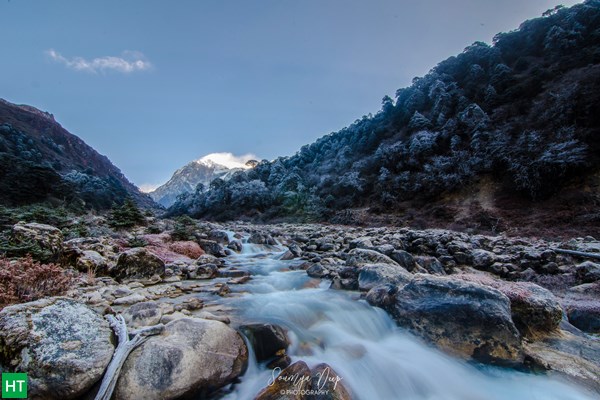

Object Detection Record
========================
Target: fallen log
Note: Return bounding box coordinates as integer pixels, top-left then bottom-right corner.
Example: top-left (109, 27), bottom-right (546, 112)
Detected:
top-left (94, 315), bottom-right (164, 400)
top-left (553, 248), bottom-right (600, 261)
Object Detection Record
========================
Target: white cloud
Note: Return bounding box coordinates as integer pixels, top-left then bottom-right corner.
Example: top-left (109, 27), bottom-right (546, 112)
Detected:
top-left (46, 49), bottom-right (152, 74)
top-left (139, 183), bottom-right (160, 193)
top-left (198, 152), bottom-right (258, 169)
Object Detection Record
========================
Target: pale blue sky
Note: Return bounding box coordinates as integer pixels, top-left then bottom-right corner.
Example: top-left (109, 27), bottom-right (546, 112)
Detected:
top-left (0, 0), bottom-right (580, 189)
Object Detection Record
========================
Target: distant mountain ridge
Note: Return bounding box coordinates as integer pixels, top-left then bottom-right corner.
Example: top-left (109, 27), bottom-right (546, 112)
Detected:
top-left (149, 154), bottom-right (257, 207)
top-left (0, 98), bottom-right (153, 209)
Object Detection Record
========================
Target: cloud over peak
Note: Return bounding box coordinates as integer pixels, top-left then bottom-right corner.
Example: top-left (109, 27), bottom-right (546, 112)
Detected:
top-left (198, 152), bottom-right (258, 169)
top-left (46, 49), bottom-right (152, 74)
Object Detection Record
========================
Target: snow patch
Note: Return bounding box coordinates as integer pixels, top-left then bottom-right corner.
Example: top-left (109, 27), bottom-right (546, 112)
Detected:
top-left (197, 152), bottom-right (257, 169)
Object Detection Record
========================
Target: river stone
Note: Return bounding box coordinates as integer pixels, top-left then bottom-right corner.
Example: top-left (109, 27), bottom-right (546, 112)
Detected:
top-left (114, 317), bottom-right (248, 400)
top-left (357, 263), bottom-right (412, 291)
top-left (414, 256), bottom-right (446, 275)
top-left (248, 233), bottom-right (276, 245)
top-left (123, 301), bottom-right (162, 328)
top-left (576, 261), bottom-right (600, 283)
top-left (197, 239), bottom-right (228, 257)
top-left (368, 275), bottom-right (522, 364)
top-left (11, 222), bottom-right (64, 262)
top-left (346, 248), bottom-right (399, 267)
top-left (228, 239), bottom-right (243, 252)
top-left (566, 302), bottom-right (600, 333)
top-left (113, 247), bottom-right (165, 282)
top-left (208, 229), bottom-right (230, 245)
top-left (307, 263), bottom-right (329, 278)
top-left (0, 298), bottom-right (114, 400)
top-left (471, 249), bottom-right (496, 270)
top-left (186, 263), bottom-right (218, 279)
top-left (240, 323), bottom-right (290, 361)
top-left (454, 274), bottom-right (563, 338)
top-left (389, 250), bottom-right (417, 271)
top-left (523, 330), bottom-right (600, 393)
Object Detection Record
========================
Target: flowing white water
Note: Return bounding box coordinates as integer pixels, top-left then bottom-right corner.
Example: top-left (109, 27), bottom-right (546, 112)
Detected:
top-left (221, 240), bottom-right (598, 400)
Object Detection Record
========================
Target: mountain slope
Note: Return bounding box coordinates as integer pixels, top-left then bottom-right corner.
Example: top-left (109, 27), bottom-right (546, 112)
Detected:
top-left (169, 1), bottom-right (600, 236)
top-left (149, 156), bottom-right (255, 207)
top-left (0, 99), bottom-right (153, 209)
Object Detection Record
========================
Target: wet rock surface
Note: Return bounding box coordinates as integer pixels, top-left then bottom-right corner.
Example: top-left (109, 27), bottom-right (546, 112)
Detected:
top-left (368, 275), bottom-right (523, 364)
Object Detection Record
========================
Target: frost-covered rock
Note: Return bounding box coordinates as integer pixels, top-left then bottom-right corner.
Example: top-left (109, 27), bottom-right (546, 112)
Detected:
top-left (0, 298), bottom-right (114, 399)
top-left (346, 248), bottom-right (399, 267)
top-left (114, 317), bottom-right (248, 400)
top-left (358, 263), bottom-right (412, 291)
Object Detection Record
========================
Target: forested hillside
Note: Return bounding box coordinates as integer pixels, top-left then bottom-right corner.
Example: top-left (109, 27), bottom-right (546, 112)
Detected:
top-left (0, 99), bottom-right (153, 210)
top-left (170, 2), bottom-right (600, 235)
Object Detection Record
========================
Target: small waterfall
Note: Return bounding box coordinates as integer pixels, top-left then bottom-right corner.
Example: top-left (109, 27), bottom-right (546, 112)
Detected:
top-left (222, 236), bottom-right (598, 400)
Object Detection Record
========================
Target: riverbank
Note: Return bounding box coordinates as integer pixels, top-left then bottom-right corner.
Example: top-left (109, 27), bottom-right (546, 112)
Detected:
top-left (0, 219), bottom-right (599, 399)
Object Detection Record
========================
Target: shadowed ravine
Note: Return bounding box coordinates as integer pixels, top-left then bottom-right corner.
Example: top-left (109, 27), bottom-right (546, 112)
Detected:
top-left (221, 238), bottom-right (597, 400)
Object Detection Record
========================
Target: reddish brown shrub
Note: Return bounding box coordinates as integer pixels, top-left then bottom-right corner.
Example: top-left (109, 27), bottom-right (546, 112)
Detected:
top-left (0, 256), bottom-right (74, 309)
top-left (169, 241), bottom-right (204, 259)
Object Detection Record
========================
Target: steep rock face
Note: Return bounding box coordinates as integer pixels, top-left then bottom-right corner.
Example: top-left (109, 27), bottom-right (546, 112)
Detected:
top-left (0, 99), bottom-right (153, 209)
top-left (149, 157), bottom-right (257, 207)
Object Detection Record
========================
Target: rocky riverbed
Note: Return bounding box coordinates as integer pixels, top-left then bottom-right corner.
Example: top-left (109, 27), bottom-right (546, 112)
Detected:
top-left (0, 219), bottom-right (599, 399)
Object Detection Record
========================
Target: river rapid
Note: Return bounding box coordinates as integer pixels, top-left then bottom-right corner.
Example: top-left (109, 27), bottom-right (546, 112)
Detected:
top-left (220, 239), bottom-right (598, 400)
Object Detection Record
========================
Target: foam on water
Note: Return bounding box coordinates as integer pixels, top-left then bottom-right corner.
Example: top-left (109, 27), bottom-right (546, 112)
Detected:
top-left (222, 239), bottom-right (598, 400)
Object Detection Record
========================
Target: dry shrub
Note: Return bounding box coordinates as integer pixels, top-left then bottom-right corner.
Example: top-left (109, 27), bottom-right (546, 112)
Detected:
top-left (169, 241), bottom-right (204, 259)
top-left (0, 255), bottom-right (73, 309)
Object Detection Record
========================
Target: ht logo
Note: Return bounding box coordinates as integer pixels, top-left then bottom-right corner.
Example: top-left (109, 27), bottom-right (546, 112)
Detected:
top-left (1, 373), bottom-right (27, 399)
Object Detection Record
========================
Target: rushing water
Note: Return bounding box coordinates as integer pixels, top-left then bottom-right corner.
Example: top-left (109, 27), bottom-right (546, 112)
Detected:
top-left (221, 238), bottom-right (598, 400)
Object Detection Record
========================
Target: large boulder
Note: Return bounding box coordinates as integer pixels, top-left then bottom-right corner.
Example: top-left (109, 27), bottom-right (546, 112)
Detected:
top-left (114, 317), bottom-right (248, 400)
top-left (113, 248), bottom-right (165, 282)
top-left (367, 275), bottom-right (522, 364)
top-left (11, 222), bottom-right (64, 262)
top-left (357, 263), bottom-right (412, 291)
top-left (255, 361), bottom-right (351, 400)
top-left (0, 298), bottom-right (114, 400)
top-left (454, 274), bottom-right (563, 338)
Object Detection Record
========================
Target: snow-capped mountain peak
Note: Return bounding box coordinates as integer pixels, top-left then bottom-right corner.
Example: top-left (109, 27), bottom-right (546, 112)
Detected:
top-left (149, 152), bottom-right (258, 207)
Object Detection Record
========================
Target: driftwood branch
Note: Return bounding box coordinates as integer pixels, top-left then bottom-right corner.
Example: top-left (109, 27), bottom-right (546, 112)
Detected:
top-left (94, 315), bottom-right (164, 400)
top-left (553, 248), bottom-right (600, 261)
